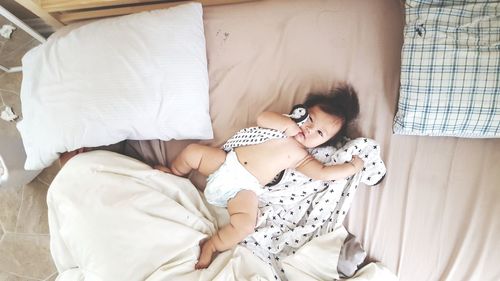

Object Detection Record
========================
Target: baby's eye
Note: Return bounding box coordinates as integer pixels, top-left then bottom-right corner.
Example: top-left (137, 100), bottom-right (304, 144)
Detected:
top-left (318, 130), bottom-right (324, 137)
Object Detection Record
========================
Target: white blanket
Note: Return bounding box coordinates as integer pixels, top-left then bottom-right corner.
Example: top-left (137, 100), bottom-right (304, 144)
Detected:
top-left (47, 151), bottom-right (394, 281)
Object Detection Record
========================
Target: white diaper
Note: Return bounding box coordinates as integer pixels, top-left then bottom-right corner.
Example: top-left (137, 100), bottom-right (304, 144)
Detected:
top-left (204, 150), bottom-right (263, 207)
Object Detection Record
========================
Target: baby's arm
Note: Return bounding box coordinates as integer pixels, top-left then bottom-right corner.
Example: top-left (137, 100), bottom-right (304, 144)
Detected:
top-left (257, 111), bottom-right (301, 136)
top-left (295, 154), bottom-right (364, 181)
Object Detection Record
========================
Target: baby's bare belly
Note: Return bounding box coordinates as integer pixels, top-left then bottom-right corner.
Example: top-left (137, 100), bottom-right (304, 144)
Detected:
top-left (234, 138), bottom-right (300, 185)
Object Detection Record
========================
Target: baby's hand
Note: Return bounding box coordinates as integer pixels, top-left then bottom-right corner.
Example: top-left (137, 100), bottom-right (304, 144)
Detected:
top-left (284, 120), bottom-right (302, 137)
top-left (351, 155), bottom-right (364, 172)
top-left (154, 165), bottom-right (172, 174)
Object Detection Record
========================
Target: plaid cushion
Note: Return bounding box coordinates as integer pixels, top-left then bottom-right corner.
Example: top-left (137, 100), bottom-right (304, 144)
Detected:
top-left (393, 0), bottom-right (500, 138)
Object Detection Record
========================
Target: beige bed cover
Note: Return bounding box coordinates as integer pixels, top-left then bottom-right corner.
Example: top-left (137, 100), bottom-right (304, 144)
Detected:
top-left (57, 0), bottom-right (499, 280)
top-left (194, 1), bottom-right (499, 280)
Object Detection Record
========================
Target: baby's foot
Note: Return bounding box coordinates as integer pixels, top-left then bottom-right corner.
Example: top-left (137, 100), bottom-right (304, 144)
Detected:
top-left (195, 239), bottom-right (217, 270)
top-left (154, 165), bottom-right (172, 174)
top-left (60, 148), bottom-right (88, 167)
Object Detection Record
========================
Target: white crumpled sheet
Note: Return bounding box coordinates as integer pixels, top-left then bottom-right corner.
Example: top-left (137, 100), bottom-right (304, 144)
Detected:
top-left (48, 151), bottom-right (394, 281)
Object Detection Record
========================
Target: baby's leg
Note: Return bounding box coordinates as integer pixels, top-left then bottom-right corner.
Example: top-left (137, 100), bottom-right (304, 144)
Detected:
top-left (158, 144), bottom-right (226, 177)
top-left (195, 190), bottom-right (258, 269)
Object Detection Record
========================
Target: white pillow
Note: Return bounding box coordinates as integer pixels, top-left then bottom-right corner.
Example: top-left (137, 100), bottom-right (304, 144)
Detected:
top-left (17, 3), bottom-right (213, 170)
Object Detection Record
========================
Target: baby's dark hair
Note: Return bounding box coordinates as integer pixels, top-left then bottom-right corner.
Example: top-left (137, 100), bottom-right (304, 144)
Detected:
top-left (303, 84), bottom-right (360, 146)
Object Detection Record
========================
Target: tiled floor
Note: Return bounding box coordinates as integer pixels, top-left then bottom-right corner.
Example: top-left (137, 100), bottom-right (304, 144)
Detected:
top-left (1, 18), bottom-right (54, 281)
top-left (1, 46), bottom-right (59, 281)
top-left (1, 14), bottom-right (41, 69)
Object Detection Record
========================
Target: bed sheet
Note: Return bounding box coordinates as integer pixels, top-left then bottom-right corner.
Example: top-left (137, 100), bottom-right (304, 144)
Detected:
top-left (50, 0), bottom-right (500, 279)
top-left (146, 0), bottom-right (500, 280)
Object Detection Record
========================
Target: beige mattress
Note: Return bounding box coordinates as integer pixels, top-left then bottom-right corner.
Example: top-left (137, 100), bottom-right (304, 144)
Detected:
top-left (123, 0), bottom-right (500, 280)
top-left (195, 0), bottom-right (500, 280)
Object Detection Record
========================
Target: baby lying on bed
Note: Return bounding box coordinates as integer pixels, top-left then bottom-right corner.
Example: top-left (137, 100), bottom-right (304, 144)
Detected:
top-left (156, 85), bottom-right (364, 269)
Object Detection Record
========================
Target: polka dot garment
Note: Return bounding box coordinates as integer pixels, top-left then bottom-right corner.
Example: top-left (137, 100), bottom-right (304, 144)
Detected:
top-left (222, 127), bottom-right (286, 152)
top-left (222, 106), bottom-right (308, 152)
top-left (241, 137), bottom-right (386, 280)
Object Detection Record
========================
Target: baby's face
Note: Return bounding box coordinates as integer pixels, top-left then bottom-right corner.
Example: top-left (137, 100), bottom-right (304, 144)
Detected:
top-left (293, 106), bottom-right (342, 148)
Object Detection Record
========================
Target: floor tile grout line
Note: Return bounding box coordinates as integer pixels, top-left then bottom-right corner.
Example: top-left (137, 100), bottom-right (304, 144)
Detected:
top-left (0, 88), bottom-right (20, 95)
top-left (3, 269), bottom-right (43, 280)
top-left (0, 71), bottom-right (22, 95)
top-left (7, 178), bottom-right (50, 235)
top-left (14, 183), bottom-right (25, 233)
top-left (2, 230), bottom-right (50, 236)
top-left (1, 37), bottom-right (39, 60)
top-left (0, 220), bottom-right (5, 244)
top-left (36, 176), bottom-right (52, 187)
top-left (0, 46), bottom-right (5, 61)
top-left (43, 272), bottom-right (58, 281)
top-left (35, 176), bottom-right (47, 185)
